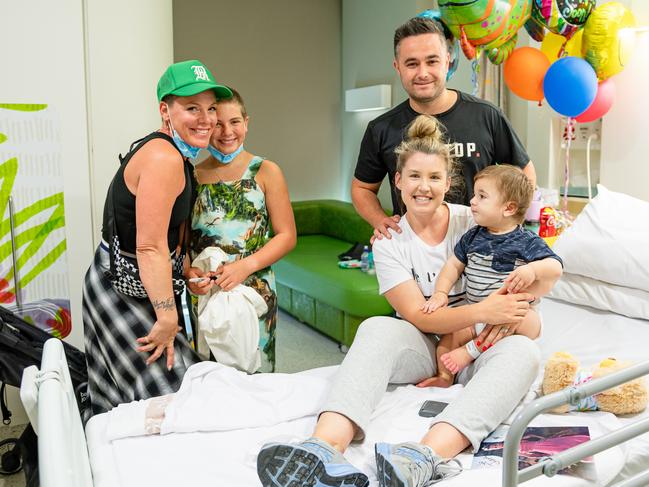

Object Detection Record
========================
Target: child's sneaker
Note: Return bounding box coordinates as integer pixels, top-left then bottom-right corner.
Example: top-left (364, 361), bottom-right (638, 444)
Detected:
top-left (257, 437), bottom-right (369, 487)
top-left (374, 441), bottom-right (462, 486)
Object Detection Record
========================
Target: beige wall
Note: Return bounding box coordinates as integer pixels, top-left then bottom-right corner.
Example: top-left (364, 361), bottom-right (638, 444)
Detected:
top-left (173, 0), bottom-right (342, 201)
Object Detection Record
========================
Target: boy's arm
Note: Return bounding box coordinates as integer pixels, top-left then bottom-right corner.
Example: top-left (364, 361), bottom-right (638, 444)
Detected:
top-left (434, 256), bottom-right (465, 296)
top-left (422, 256), bottom-right (466, 312)
top-left (526, 257), bottom-right (563, 296)
top-left (505, 257), bottom-right (562, 296)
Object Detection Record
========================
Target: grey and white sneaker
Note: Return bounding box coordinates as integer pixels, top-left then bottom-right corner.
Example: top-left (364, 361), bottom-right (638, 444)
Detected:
top-left (374, 441), bottom-right (463, 486)
top-left (257, 437), bottom-right (369, 487)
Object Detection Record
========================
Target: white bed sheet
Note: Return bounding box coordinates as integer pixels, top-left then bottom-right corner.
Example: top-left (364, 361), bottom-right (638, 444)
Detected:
top-left (86, 298), bottom-right (649, 486)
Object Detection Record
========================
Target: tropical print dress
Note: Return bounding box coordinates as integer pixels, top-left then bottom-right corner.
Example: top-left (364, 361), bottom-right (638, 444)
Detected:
top-left (190, 156), bottom-right (277, 372)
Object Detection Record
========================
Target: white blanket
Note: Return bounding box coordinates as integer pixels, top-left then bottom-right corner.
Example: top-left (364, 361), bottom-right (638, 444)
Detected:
top-left (106, 362), bottom-right (330, 441)
top-left (90, 368), bottom-right (627, 487)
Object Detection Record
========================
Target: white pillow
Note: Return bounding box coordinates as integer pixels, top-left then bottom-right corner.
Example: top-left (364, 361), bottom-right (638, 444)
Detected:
top-left (552, 185), bottom-right (649, 292)
top-left (549, 273), bottom-right (649, 321)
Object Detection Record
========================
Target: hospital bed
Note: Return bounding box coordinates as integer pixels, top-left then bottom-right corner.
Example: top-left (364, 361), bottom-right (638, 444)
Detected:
top-left (21, 186), bottom-right (649, 486)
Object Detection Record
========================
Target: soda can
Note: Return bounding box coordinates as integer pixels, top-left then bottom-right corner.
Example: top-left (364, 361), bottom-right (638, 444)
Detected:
top-left (539, 207), bottom-right (557, 237)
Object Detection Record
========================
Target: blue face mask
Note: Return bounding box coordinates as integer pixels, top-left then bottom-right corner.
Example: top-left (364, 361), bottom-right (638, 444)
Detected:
top-left (207, 144), bottom-right (244, 164)
top-left (166, 111), bottom-right (201, 160)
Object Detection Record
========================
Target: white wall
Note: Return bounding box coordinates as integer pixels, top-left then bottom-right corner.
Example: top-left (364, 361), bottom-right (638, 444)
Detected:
top-left (3, 0), bottom-right (92, 349)
top-left (600, 0), bottom-right (649, 201)
top-left (85, 1), bottom-right (175, 244)
top-left (341, 0), bottom-right (414, 206)
top-left (2, 0), bottom-right (91, 425)
top-left (1, 0), bottom-right (173, 424)
top-left (2, 0), bottom-right (174, 340)
top-left (506, 0), bottom-right (649, 202)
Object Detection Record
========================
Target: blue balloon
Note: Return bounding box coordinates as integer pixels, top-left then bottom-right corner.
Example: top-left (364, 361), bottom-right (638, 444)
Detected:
top-left (417, 9), bottom-right (460, 81)
top-left (543, 57), bottom-right (598, 117)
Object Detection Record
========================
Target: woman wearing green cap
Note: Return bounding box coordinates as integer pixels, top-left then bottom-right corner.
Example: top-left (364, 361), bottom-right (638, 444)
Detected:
top-left (81, 60), bottom-right (232, 415)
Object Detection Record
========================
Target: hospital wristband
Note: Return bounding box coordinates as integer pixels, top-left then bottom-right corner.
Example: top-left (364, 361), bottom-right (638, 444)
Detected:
top-left (465, 340), bottom-right (482, 359)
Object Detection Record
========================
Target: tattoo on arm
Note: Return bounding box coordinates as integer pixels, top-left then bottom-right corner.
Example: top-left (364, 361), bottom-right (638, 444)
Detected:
top-left (151, 297), bottom-right (175, 311)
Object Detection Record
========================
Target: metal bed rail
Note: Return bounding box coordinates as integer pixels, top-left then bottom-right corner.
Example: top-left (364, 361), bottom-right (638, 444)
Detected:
top-left (502, 360), bottom-right (649, 487)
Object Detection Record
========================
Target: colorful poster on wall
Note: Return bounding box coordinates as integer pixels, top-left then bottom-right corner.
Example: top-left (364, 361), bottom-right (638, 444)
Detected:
top-left (0, 103), bottom-right (71, 337)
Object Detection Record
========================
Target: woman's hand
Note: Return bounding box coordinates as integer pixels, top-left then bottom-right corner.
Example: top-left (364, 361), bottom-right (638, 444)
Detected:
top-left (477, 286), bottom-right (533, 325)
top-left (136, 317), bottom-right (180, 369)
top-left (186, 266), bottom-right (215, 295)
top-left (474, 322), bottom-right (520, 350)
top-left (504, 264), bottom-right (536, 294)
top-left (213, 259), bottom-right (255, 291)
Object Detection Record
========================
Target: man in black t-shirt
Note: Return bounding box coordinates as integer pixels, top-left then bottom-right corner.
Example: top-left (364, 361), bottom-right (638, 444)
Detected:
top-left (352, 16), bottom-right (536, 238)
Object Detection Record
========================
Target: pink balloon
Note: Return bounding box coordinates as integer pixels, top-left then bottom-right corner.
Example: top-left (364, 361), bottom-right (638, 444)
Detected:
top-left (575, 78), bottom-right (616, 123)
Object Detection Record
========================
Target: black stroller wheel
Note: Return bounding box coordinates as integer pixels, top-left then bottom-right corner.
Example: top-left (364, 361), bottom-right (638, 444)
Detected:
top-left (0, 438), bottom-right (23, 475)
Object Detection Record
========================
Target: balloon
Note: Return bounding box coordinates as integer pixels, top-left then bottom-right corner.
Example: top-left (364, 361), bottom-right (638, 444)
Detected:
top-left (541, 32), bottom-right (566, 62)
top-left (524, 16), bottom-right (545, 42)
top-left (565, 29), bottom-right (583, 57)
top-left (543, 56), bottom-right (597, 117)
top-left (540, 30), bottom-right (583, 62)
top-left (438, 0), bottom-right (532, 65)
top-left (504, 47), bottom-right (550, 101)
top-left (575, 78), bottom-right (616, 123)
top-left (416, 10), bottom-right (461, 80)
top-left (447, 37), bottom-right (461, 81)
top-left (582, 2), bottom-right (637, 81)
top-left (527, 0), bottom-right (595, 41)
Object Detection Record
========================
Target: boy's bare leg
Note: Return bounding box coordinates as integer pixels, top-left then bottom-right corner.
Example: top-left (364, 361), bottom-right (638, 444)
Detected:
top-left (442, 309), bottom-right (540, 373)
top-left (510, 307), bottom-right (541, 340)
top-left (425, 333), bottom-right (457, 388)
top-left (438, 327), bottom-right (477, 377)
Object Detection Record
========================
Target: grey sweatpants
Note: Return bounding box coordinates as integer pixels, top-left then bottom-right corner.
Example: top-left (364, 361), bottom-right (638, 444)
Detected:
top-left (322, 316), bottom-right (541, 452)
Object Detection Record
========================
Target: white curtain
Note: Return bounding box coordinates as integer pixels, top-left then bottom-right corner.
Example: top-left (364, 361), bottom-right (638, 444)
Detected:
top-left (476, 56), bottom-right (507, 113)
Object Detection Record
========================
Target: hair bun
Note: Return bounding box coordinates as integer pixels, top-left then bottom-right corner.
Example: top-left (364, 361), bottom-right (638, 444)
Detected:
top-left (406, 115), bottom-right (445, 144)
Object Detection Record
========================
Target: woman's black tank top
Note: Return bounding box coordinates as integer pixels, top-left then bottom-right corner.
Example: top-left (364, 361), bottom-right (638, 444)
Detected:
top-left (101, 132), bottom-right (194, 254)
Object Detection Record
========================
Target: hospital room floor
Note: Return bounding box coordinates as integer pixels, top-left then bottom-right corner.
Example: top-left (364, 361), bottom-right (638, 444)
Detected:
top-left (275, 310), bottom-right (347, 373)
top-left (0, 310), bottom-right (346, 487)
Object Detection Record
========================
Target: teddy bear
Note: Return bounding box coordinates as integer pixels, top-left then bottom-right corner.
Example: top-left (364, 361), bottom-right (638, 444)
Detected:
top-left (542, 351), bottom-right (648, 415)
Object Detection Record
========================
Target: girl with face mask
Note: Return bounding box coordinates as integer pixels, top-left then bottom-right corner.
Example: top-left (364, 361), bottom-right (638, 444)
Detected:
top-left (187, 88), bottom-right (296, 373)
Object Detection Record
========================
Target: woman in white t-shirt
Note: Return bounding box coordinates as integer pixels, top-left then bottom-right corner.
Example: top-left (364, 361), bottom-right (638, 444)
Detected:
top-left (256, 115), bottom-right (539, 487)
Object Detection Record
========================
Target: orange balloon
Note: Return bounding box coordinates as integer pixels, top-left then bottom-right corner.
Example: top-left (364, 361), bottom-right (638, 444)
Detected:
top-left (504, 47), bottom-right (551, 102)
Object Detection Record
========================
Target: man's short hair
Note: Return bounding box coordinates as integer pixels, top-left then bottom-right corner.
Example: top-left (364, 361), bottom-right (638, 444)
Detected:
top-left (394, 16), bottom-right (447, 58)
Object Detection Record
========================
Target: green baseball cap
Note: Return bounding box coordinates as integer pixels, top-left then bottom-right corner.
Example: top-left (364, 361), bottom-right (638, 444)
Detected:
top-left (157, 60), bottom-right (232, 102)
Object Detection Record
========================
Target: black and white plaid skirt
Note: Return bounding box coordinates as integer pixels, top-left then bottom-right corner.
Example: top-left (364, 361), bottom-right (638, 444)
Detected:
top-left (82, 245), bottom-right (199, 416)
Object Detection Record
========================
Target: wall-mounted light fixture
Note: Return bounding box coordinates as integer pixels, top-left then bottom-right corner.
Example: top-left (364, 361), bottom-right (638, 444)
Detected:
top-left (345, 84), bottom-right (391, 112)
